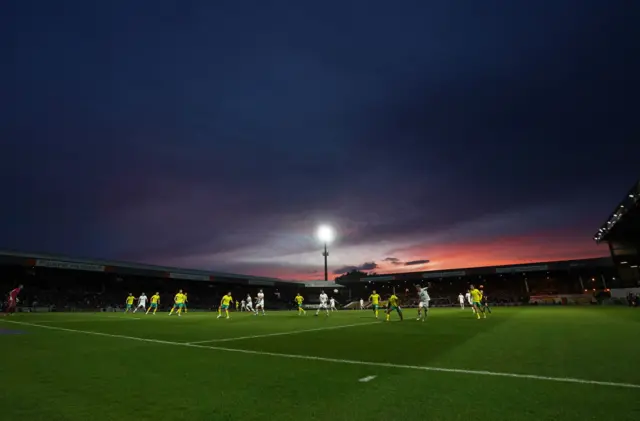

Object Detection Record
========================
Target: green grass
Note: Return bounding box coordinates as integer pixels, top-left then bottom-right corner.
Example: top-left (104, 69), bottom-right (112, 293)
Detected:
top-left (1, 307), bottom-right (639, 421)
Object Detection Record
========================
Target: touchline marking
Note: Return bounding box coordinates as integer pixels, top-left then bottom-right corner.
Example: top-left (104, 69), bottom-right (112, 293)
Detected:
top-left (188, 321), bottom-right (379, 344)
top-left (3, 320), bottom-right (640, 390)
top-left (359, 375), bottom-right (376, 382)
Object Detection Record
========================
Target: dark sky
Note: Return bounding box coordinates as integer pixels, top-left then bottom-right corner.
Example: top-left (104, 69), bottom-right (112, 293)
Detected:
top-left (1, 0), bottom-right (639, 280)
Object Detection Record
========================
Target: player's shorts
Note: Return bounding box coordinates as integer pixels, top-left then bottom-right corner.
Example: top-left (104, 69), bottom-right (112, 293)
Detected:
top-left (372, 304), bottom-right (379, 310)
top-left (256, 301), bottom-right (264, 308)
top-left (418, 301), bottom-right (430, 308)
top-left (126, 304), bottom-right (132, 309)
top-left (221, 304), bottom-right (229, 310)
top-left (175, 303), bottom-right (184, 308)
top-left (318, 303), bottom-right (328, 309)
top-left (297, 304), bottom-right (303, 308)
top-left (388, 305), bottom-right (401, 312)
top-left (473, 301), bottom-right (482, 307)
top-left (150, 303), bottom-right (158, 308)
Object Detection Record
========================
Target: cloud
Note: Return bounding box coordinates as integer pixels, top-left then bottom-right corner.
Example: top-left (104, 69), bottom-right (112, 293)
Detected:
top-left (404, 259), bottom-right (430, 266)
top-left (383, 256), bottom-right (429, 266)
top-left (383, 257), bottom-right (401, 264)
top-left (333, 261), bottom-right (378, 275)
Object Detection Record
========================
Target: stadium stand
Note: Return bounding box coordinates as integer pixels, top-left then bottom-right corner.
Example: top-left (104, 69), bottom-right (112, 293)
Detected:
top-left (0, 250), bottom-right (343, 312)
top-left (0, 254), bottom-right (632, 312)
top-left (337, 258), bottom-right (617, 307)
top-left (594, 179), bottom-right (640, 287)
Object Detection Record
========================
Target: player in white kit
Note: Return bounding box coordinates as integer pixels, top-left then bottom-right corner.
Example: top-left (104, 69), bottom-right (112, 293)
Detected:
top-left (316, 291), bottom-right (329, 316)
top-left (133, 293), bottom-right (147, 313)
top-left (255, 290), bottom-right (266, 316)
top-left (360, 298), bottom-right (364, 310)
top-left (465, 290), bottom-right (476, 313)
top-left (458, 293), bottom-right (465, 310)
top-left (241, 299), bottom-right (246, 311)
top-left (329, 297), bottom-right (338, 312)
top-left (416, 285), bottom-right (430, 321)
top-left (245, 295), bottom-right (254, 313)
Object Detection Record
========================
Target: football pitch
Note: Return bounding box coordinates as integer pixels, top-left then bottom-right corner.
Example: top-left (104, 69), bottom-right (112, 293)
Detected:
top-left (1, 307), bottom-right (639, 421)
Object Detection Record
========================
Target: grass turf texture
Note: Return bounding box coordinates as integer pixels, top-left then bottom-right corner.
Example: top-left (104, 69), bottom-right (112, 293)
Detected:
top-left (1, 307), bottom-right (639, 421)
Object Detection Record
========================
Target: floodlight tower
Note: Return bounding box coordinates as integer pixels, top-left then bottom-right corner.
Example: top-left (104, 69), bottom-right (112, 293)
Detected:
top-left (316, 225), bottom-right (335, 281)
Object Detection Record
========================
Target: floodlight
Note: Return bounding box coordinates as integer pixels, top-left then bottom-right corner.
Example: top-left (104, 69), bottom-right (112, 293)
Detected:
top-left (316, 225), bottom-right (335, 243)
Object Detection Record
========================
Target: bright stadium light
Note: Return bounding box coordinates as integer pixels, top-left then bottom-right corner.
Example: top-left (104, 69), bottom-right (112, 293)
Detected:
top-left (316, 225), bottom-right (335, 281)
top-left (316, 225), bottom-right (335, 244)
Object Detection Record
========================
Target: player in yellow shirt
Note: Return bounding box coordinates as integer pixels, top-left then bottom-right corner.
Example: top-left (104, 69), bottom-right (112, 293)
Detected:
top-left (385, 292), bottom-right (404, 322)
top-left (218, 292), bottom-right (233, 319)
top-left (469, 284), bottom-right (486, 319)
top-left (369, 290), bottom-right (381, 319)
top-left (124, 293), bottom-right (135, 313)
top-left (169, 290), bottom-right (186, 316)
top-left (146, 292), bottom-right (160, 315)
top-left (235, 300), bottom-right (240, 311)
top-left (183, 293), bottom-right (188, 313)
top-left (294, 293), bottom-right (306, 315)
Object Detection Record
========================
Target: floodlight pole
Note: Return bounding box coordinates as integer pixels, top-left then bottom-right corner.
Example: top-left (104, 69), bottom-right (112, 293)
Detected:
top-left (322, 242), bottom-right (329, 281)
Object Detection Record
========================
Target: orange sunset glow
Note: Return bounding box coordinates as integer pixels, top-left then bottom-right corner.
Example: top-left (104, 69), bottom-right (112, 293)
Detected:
top-left (226, 231), bottom-right (608, 281)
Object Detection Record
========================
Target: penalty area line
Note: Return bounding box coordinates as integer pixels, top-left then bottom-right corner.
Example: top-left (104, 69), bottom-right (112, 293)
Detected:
top-left (2, 320), bottom-right (640, 390)
top-left (188, 321), bottom-right (379, 344)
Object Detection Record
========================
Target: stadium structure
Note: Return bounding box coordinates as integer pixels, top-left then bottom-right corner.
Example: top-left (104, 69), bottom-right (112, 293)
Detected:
top-left (338, 257), bottom-right (616, 306)
top-left (0, 250), bottom-right (342, 312)
top-left (593, 179), bottom-right (640, 285)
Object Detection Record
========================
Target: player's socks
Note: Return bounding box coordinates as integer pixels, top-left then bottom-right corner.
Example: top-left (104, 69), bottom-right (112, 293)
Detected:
top-left (225, 309), bottom-right (229, 318)
top-left (375, 310), bottom-right (378, 318)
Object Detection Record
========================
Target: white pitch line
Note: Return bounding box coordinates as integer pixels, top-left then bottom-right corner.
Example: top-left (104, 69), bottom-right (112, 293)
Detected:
top-left (188, 321), bottom-right (379, 344)
top-left (359, 375), bottom-right (376, 382)
top-left (3, 320), bottom-right (640, 390)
